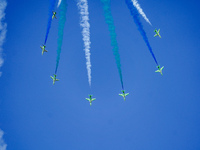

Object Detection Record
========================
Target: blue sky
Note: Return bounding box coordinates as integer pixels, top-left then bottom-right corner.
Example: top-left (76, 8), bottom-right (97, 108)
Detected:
top-left (0, 0), bottom-right (200, 149)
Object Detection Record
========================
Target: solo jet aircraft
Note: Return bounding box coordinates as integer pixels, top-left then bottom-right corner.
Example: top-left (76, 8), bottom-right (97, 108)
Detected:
top-left (119, 90), bottom-right (129, 101)
top-left (40, 45), bottom-right (48, 55)
top-left (155, 65), bottom-right (164, 75)
top-left (50, 74), bottom-right (59, 85)
top-left (86, 95), bottom-right (96, 106)
top-left (154, 29), bottom-right (161, 38)
top-left (52, 11), bottom-right (57, 19)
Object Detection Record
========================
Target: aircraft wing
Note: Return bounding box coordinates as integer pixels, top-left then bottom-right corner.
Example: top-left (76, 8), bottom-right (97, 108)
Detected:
top-left (50, 76), bottom-right (54, 79)
top-left (154, 34), bottom-right (157, 37)
top-left (155, 70), bottom-right (160, 73)
top-left (119, 94), bottom-right (123, 96)
top-left (125, 93), bottom-right (129, 96)
top-left (92, 98), bottom-right (96, 101)
top-left (86, 98), bottom-right (90, 101)
top-left (56, 79), bottom-right (59, 81)
top-left (158, 29), bottom-right (160, 32)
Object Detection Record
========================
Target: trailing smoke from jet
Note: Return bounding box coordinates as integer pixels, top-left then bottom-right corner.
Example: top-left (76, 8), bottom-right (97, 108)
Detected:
top-left (0, 0), bottom-right (7, 76)
top-left (101, 0), bottom-right (124, 89)
top-left (132, 0), bottom-right (152, 25)
top-left (55, 0), bottom-right (67, 74)
top-left (77, 0), bottom-right (92, 87)
top-left (126, 0), bottom-right (158, 66)
top-left (57, 0), bottom-right (62, 7)
top-left (44, 0), bottom-right (56, 45)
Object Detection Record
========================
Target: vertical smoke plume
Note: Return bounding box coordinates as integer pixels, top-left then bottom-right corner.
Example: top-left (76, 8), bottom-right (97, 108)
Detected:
top-left (101, 0), bottom-right (124, 89)
top-left (0, 0), bottom-right (7, 76)
top-left (132, 0), bottom-right (152, 25)
top-left (126, 0), bottom-right (158, 66)
top-left (77, 0), bottom-right (92, 87)
top-left (55, 0), bottom-right (67, 74)
top-left (0, 129), bottom-right (7, 150)
top-left (44, 0), bottom-right (56, 45)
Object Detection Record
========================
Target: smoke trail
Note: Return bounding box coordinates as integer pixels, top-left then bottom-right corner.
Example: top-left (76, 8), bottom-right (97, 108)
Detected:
top-left (57, 0), bottom-right (62, 7)
top-left (0, 0), bottom-right (7, 76)
top-left (0, 129), bottom-right (7, 150)
top-left (77, 0), bottom-right (92, 87)
top-left (126, 0), bottom-right (158, 66)
top-left (132, 0), bottom-right (151, 25)
top-left (44, 0), bottom-right (56, 45)
top-left (101, 0), bottom-right (124, 89)
top-left (55, 0), bottom-right (67, 74)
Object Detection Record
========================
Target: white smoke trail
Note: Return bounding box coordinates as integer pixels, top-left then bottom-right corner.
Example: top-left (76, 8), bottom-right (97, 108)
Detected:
top-left (132, 0), bottom-right (152, 25)
top-left (0, 129), bottom-right (7, 150)
top-left (0, 0), bottom-right (7, 76)
top-left (77, 0), bottom-right (92, 87)
top-left (57, 0), bottom-right (62, 7)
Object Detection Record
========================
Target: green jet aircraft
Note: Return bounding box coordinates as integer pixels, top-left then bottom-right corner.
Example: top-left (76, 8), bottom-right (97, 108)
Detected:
top-left (50, 74), bottom-right (59, 85)
top-left (155, 65), bottom-right (164, 75)
top-left (52, 11), bottom-right (57, 19)
top-left (40, 45), bottom-right (48, 55)
top-left (119, 90), bottom-right (129, 101)
top-left (154, 29), bottom-right (161, 38)
top-left (86, 95), bottom-right (96, 106)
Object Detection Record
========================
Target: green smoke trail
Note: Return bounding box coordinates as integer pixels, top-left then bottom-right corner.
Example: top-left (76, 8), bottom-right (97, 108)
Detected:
top-left (101, 0), bottom-right (124, 89)
top-left (55, 0), bottom-right (67, 74)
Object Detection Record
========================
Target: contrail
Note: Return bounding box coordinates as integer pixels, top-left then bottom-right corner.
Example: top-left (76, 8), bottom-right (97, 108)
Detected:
top-left (77, 0), bottom-right (92, 87)
top-left (0, 0), bottom-right (7, 76)
top-left (132, 0), bottom-right (152, 25)
top-left (57, 0), bottom-right (62, 8)
top-left (55, 0), bottom-right (67, 74)
top-left (0, 129), bottom-right (7, 150)
top-left (44, 0), bottom-right (56, 45)
top-left (101, 0), bottom-right (124, 89)
top-left (126, 0), bottom-right (158, 66)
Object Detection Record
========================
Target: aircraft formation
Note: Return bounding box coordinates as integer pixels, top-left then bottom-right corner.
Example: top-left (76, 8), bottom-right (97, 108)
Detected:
top-left (41, 0), bottom-right (164, 106)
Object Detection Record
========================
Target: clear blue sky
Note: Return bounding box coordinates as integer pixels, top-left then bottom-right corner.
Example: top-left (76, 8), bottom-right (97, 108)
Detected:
top-left (0, 0), bottom-right (200, 149)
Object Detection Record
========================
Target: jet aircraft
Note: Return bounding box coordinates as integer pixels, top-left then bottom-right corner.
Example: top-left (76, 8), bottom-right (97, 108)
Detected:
top-left (155, 65), bottom-right (164, 75)
top-left (119, 90), bottom-right (129, 101)
top-left (154, 29), bottom-right (161, 38)
top-left (50, 74), bottom-right (59, 85)
top-left (52, 11), bottom-right (57, 19)
top-left (40, 45), bottom-right (48, 55)
top-left (86, 95), bottom-right (96, 106)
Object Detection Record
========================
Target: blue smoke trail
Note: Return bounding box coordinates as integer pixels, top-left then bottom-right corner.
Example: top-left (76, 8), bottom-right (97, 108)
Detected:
top-left (55, 0), bottom-right (67, 74)
top-left (44, 0), bottom-right (56, 45)
top-left (125, 0), bottom-right (158, 66)
top-left (101, 0), bottom-right (124, 89)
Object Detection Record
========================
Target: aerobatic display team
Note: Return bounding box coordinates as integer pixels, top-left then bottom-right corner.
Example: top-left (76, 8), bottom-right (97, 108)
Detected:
top-left (40, 0), bottom-right (164, 105)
